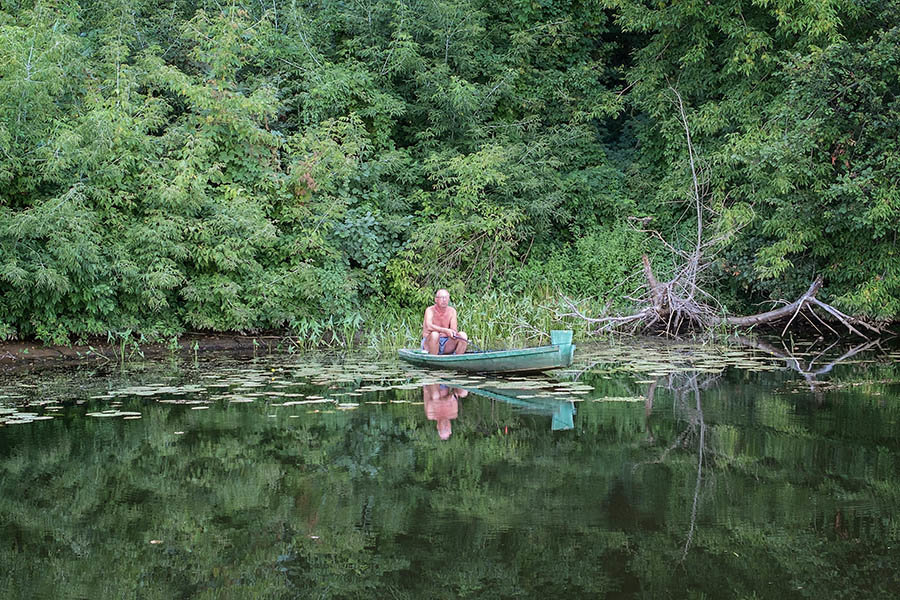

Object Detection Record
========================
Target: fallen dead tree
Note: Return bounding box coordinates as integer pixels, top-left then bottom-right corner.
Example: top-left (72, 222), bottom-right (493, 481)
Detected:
top-left (563, 87), bottom-right (883, 340)
top-left (723, 278), bottom-right (882, 338)
top-left (563, 260), bottom-right (882, 339)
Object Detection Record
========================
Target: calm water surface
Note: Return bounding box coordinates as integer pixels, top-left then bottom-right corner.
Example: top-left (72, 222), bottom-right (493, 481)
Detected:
top-left (1, 339), bottom-right (899, 599)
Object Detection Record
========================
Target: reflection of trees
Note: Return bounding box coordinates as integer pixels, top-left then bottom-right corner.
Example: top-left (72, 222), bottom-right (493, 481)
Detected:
top-left (627, 346), bottom-right (900, 597)
top-left (2, 360), bottom-right (899, 599)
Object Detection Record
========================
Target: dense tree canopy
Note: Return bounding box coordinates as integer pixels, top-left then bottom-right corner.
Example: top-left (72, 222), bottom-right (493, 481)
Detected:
top-left (1, 0), bottom-right (898, 343)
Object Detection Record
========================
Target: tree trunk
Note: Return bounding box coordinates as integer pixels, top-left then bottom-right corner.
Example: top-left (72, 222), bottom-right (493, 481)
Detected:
top-left (723, 277), bottom-right (822, 327)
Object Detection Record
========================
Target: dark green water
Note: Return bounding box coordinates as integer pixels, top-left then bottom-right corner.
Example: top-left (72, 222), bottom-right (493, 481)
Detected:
top-left (1, 339), bottom-right (899, 599)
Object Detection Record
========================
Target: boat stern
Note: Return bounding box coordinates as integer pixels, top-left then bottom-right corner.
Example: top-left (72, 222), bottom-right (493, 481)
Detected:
top-left (551, 330), bottom-right (575, 367)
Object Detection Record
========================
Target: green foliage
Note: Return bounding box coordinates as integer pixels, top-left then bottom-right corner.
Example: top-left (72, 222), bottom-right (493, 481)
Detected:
top-left (722, 27), bottom-right (900, 317)
top-left (1, 0), bottom-right (899, 344)
top-left (511, 224), bottom-right (650, 300)
top-left (605, 0), bottom-right (900, 317)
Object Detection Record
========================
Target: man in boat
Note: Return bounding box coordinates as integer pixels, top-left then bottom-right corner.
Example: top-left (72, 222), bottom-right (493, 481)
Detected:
top-left (422, 289), bottom-right (468, 355)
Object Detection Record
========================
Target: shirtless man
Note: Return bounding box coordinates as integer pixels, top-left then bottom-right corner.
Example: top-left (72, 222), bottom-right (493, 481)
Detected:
top-left (421, 289), bottom-right (468, 355)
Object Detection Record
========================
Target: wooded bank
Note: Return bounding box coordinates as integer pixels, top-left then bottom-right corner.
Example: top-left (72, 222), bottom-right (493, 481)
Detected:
top-left (1, 1), bottom-right (898, 344)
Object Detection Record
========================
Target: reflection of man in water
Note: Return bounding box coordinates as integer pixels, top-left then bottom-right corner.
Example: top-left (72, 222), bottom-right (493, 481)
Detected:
top-left (423, 384), bottom-right (468, 440)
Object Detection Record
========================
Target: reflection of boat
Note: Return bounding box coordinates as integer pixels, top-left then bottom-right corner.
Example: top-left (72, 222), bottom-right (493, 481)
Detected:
top-left (463, 386), bottom-right (576, 431)
top-left (398, 330), bottom-right (575, 374)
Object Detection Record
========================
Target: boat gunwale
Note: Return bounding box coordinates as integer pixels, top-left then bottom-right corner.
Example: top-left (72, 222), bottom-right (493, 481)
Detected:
top-left (397, 344), bottom-right (566, 363)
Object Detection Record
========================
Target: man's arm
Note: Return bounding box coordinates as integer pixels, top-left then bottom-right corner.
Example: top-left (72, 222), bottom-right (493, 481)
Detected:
top-left (423, 307), bottom-right (433, 334)
top-left (448, 309), bottom-right (458, 337)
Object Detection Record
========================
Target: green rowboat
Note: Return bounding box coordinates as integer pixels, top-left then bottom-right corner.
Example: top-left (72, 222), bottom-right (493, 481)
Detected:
top-left (398, 330), bottom-right (575, 374)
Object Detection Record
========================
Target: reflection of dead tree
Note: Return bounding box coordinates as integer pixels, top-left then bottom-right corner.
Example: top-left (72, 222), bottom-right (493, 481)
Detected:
top-left (643, 379), bottom-right (658, 444)
top-left (737, 336), bottom-right (882, 383)
top-left (735, 336), bottom-right (884, 403)
top-left (562, 87), bottom-right (883, 340)
top-left (681, 375), bottom-right (705, 562)
top-left (634, 372), bottom-right (717, 561)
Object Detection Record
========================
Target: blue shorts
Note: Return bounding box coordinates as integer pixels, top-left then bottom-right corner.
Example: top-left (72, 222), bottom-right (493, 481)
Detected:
top-left (421, 336), bottom-right (450, 354)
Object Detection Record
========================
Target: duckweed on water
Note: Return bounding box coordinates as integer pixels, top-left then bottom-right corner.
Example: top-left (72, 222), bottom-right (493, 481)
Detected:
top-left (2, 337), bottom-right (898, 429)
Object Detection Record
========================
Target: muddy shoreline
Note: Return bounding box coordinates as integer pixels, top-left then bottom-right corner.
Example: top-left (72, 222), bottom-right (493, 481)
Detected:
top-left (0, 333), bottom-right (304, 374)
top-left (3, 327), bottom-right (895, 375)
